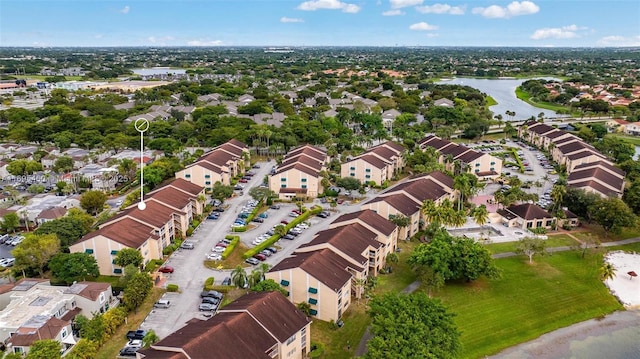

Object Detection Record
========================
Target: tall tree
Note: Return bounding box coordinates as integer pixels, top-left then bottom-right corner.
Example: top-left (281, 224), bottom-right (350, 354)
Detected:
top-left (365, 292), bottom-right (460, 359)
top-left (34, 217), bottom-right (88, 249)
top-left (1, 212), bottom-right (20, 233)
top-left (25, 339), bottom-right (62, 359)
top-left (12, 233), bottom-right (60, 277)
top-left (80, 190), bottom-right (107, 216)
top-left (65, 339), bottom-right (99, 359)
top-left (231, 265), bottom-right (248, 289)
top-left (251, 279), bottom-right (287, 296)
top-left (113, 248), bottom-right (144, 269)
top-left (471, 205), bottom-right (489, 226)
top-left (589, 197), bottom-right (637, 237)
top-left (49, 253), bottom-right (99, 284)
top-left (515, 237), bottom-right (547, 263)
top-left (123, 272), bottom-right (153, 312)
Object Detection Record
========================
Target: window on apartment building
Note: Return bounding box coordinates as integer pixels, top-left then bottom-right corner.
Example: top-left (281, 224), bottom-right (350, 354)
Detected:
top-left (527, 222), bottom-right (533, 228)
top-left (302, 185), bottom-right (307, 189)
top-left (350, 166), bottom-right (355, 170)
top-left (365, 168), bottom-right (371, 172)
top-left (286, 334), bottom-right (296, 345)
top-left (85, 249), bottom-right (94, 254)
top-left (281, 177), bottom-right (286, 181)
top-left (365, 175), bottom-right (371, 179)
top-left (110, 250), bottom-right (118, 255)
top-left (309, 309), bottom-right (318, 316)
top-left (350, 173), bottom-right (355, 177)
top-left (61, 327), bottom-right (68, 338)
top-left (546, 220), bottom-right (553, 227)
top-left (308, 287), bottom-right (318, 294)
top-left (308, 298), bottom-right (318, 305)
top-left (100, 293), bottom-right (105, 303)
top-left (475, 169), bottom-right (480, 173)
top-left (301, 327), bottom-right (307, 347)
top-left (281, 184), bottom-right (287, 188)
top-left (490, 162), bottom-right (496, 165)
top-left (536, 221), bottom-right (543, 228)
top-left (205, 181), bottom-right (211, 185)
top-left (205, 175), bottom-right (210, 178)
top-left (301, 178), bottom-right (307, 182)
top-left (113, 268), bottom-right (122, 274)
top-left (475, 163), bottom-right (480, 167)
top-left (185, 174), bottom-right (191, 178)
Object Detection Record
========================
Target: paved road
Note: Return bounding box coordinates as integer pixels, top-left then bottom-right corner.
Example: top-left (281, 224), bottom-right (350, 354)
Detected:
top-left (145, 162), bottom-right (380, 339)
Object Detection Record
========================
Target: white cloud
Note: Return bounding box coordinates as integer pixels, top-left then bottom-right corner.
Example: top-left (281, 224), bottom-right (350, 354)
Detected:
top-left (280, 17), bottom-right (304, 23)
top-left (94, 34), bottom-right (103, 39)
top-left (187, 39), bottom-right (223, 46)
top-left (147, 36), bottom-right (175, 45)
top-left (530, 25), bottom-right (585, 40)
top-left (416, 3), bottom-right (465, 15)
top-left (597, 35), bottom-right (640, 47)
top-left (472, 1), bottom-right (539, 19)
top-left (297, 0), bottom-right (361, 13)
top-left (390, 0), bottom-right (423, 9)
top-left (119, 5), bottom-right (130, 14)
top-left (409, 22), bottom-right (438, 31)
top-left (382, 9), bottom-right (404, 16)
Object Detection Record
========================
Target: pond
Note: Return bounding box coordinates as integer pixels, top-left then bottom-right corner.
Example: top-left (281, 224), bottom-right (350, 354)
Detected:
top-left (437, 77), bottom-right (565, 121)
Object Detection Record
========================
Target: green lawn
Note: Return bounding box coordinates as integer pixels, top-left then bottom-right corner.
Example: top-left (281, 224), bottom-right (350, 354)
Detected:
top-left (311, 302), bottom-right (371, 359)
top-left (572, 224), bottom-right (640, 243)
top-left (515, 87), bottom-right (568, 112)
top-left (606, 133), bottom-right (640, 146)
top-left (483, 234), bottom-right (579, 254)
top-left (376, 240), bottom-right (419, 293)
top-left (434, 251), bottom-right (623, 359)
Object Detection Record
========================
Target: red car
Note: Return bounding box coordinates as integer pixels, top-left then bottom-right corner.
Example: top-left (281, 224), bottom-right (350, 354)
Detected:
top-left (337, 199), bottom-right (344, 204)
top-left (158, 266), bottom-right (174, 273)
top-left (253, 254), bottom-right (267, 261)
top-left (239, 179), bottom-right (248, 183)
top-left (280, 220), bottom-right (289, 225)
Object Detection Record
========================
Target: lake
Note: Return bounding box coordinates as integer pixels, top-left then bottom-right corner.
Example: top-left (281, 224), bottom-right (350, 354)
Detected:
top-left (132, 68), bottom-right (187, 76)
top-left (437, 77), bottom-right (563, 121)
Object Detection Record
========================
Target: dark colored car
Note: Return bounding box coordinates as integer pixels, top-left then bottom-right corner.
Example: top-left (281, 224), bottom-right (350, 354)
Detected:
top-left (119, 347), bottom-right (139, 357)
top-left (270, 205), bottom-right (281, 210)
top-left (260, 250), bottom-right (272, 257)
top-left (252, 217), bottom-right (264, 223)
top-left (265, 247), bottom-right (278, 254)
top-left (280, 220), bottom-right (289, 225)
top-left (158, 266), bottom-right (174, 273)
top-left (201, 296), bottom-right (220, 305)
top-left (287, 231), bottom-right (299, 237)
top-left (253, 253), bottom-right (267, 261)
top-left (201, 290), bottom-right (224, 300)
top-left (213, 207), bottom-right (225, 212)
top-left (126, 330), bottom-right (147, 340)
top-left (222, 277), bottom-right (232, 286)
top-left (207, 213), bottom-right (220, 220)
top-left (199, 303), bottom-right (217, 311)
top-left (283, 234), bottom-right (295, 240)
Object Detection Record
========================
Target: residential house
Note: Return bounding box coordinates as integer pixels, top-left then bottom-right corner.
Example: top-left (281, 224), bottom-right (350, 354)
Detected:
top-left (623, 121), bottom-right (640, 136)
top-left (606, 119), bottom-right (629, 133)
top-left (176, 139), bottom-right (249, 190)
top-left (269, 145), bottom-right (327, 200)
top-left (433, 98), bottom-right (454, 107)
top-left (35, 207), bottom-right (67, 226)
top-left (137, 291), bottom-right (311, 359)
top-left (567, 161), bottom-right (625, 198)
top-left (266, 249), bottom-right (355, 322)
top-left (340, 141), bottom-right (405, 186)
top-left (418, 135), bottom-right (502, 179)
top-left (361, 171), bottom-right (455, 239)
top-left (497, 203), bottom-right (555, 230)
top-left (0, 280), bottom-right (113, 356)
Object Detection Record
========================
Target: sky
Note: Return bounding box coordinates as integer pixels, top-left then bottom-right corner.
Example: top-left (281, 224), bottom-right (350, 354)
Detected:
top-left (1, 0), bottom-right (639, 47)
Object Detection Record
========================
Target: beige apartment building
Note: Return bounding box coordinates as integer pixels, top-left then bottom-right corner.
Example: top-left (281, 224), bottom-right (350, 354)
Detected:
top-left (330, 209), bottom-right (398, 258)
top-left (270, 145), bottom-right (327, 200)
top-left (267, 249), bottom-right (356, 322)
top-left (418, 135), bottom-right (502, 179)
top-left (175, 139), bottom-right (249, 190)
top-left (341, 141), bottom-right (405, 185)
top-left (69, 218), bottom-right (160, 275)
top-left (138, 291), bottom-right (311, 359)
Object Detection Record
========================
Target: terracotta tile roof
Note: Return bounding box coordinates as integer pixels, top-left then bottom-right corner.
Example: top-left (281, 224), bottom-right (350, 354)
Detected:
top-left (568, 167), bottom-right (624, 193)
top-left (302, 223), bottom-right (382, 264)
top-left (147, 186), bottom-right (194, 210)
top-left (111, 200), bottom-right (184, 229)
top-left (423, 170), bottom-right (454, 189)
top-left (81, 218), bottom-right (157, 248)
top-left (65, 281), bottom-right (111, 301)
top-left (332, 209), bottom-right (396, 236)
top-left (387, 178), bottom-right (448, 203)
top-left (353, 154), bottom-right (389, 169)
top-left (185, 159), bottom-right (224, 173)
top-left (366, 145), bottom-right (398, 162)
top-left (36, 207), bottom-right (67, 220)
top-left (365, 193), bottom-right (420, 216)
top-left (557, 141), bottom-right (596, 155)
top-left (568, 180), bottom-right (621, 197)
top-left (378, 141), bottom-right (404, 153)
top-left (552, 135), bottom-right (580, 145)
top-left (201, 150), bottom-right (236, 166)
top-left (165, 178), bottom-right (205, 196)
top-left (270, 249), bottom-right (355, 291)
top-left (439, 143), bottom-right (470, 158)
top-left (504, 203), bottom-right (552, 220)
top-left (216, 142), bottom-right (245, 157)
top-left (275, 163), bottom-right (319, 177)
top-left (227, 138), bottom-right (248, 149)
top-left (456, 149), bottom-right (484, 163)
top-left (136, 349), bottom-right (188, 359)
top-left (280, 154), bottom-right (324, 172)
top-left (220, 291), bottom-right (310, 343)
top-left (8, 316), bottom-right (69, 347)
top-left (572, 161), bottom-right (624, 177)
top-left (286, 144), bottom-right (326, 162)
top-left (566, 149), bottom-right (605, 161)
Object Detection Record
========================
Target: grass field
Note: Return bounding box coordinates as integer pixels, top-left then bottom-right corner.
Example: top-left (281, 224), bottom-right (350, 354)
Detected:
top-left (606, 133), bottom-right (640, 146)
top-left (483, 234), bottom-right (579, 254)
top-left (515, 87), bottom-right (567, 112)
top-left (204, 243), bottom-right (251, 269)
top-left (95, 288), bottom-right (165, 359)
top-left (434, 251), bottom-right (623, 359)
top-left (486, 96), bottom-right (498, 107)
top-left (572, 224), bottom-right (640, 243)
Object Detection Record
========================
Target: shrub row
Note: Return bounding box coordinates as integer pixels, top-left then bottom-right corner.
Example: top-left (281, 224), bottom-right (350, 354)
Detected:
top-left (231, 199), bottom-right (264, 232)
top-left (242, 205), bottom-right (322, 259)
top-left (222, 235), bottom-right (240, 259)
top-left (162, 239), bottom-right (183, 255)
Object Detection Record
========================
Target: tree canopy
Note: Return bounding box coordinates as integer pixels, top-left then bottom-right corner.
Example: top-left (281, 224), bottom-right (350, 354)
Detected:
top-left (365, 292), bottom-right (460, 359)
top-left (49, 252), bottom-right (99, 284)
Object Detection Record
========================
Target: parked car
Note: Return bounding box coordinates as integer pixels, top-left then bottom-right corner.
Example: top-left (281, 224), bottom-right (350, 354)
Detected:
top-left (201, 290), bottom-right (224, 300)
top-left (270, 205), bottom-right (280, 210)
top-left (252, 217), bottom-right (264, 223)
top-left (158, 266), bottom-right (174, 273)
top-left (260, 250), bottom-right (272, 257)
top-left (212, 246), bottom-right (225, 253)
top-left (280, 220), bottom-right (289, 225)
top-left (258, 212), bottom-right (269, 218)
top-left (253, 253), bottom-right (267, 261)
top-left (199, 303), bottom-right (217, 312)
top-left (201, 296), bottom-right (220, 305)
top-left (206, 253), bottom-right (222, 261)
top-left (119, 347), bottom-right (139, 357)
top-left (283, 234), bottom-right (295, 240)
top-left (265, 247), bottom-right (278, 254)
top-left (126, 330), bottom-right (147, 340)
top-left (239, 179), bottom-right (248, 183)
top-left (252, 164), bottom-right (260, 169)
top-left (0, 258), bottom-right (14, 267)
top-left (180, 242), bottom-right (195, 249)
top-left (154, 299), bottom-right (171, 308)
top-left (213, 207), bottom-right (225, 212)
top-left (207, 213), bottom-right (220, 220)
top-left (222, 277), bottom-right (232, 286)
top-left (245, 257), bottom-right (260, 265)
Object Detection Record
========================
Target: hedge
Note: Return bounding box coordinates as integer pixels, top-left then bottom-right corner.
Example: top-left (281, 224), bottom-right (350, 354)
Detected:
top-left (242, 205), bottom-right (322, 259)
top-left (222, 235), bottom-right (240, 259)
top-left (166, 284), bottom-right (179, 292)
top-left (231, 199), bottom-right (264, 232)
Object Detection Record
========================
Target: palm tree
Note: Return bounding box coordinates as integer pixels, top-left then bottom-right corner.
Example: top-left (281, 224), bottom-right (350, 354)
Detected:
top-left (472, 205), bottom-right (489, 226)
top-left (599, 263), bottom-right (616, 281)
top-left (448, 210), bottom-right (467, 228)
top-left (421, 199), bottom-right (442, 226)
top-left (551, 184), bottom-right (567, 213)
top-left (248, 269), bottom-right (263, 288)
top-left (385, 252), bottom-right (399, 271)
top-left (354, 278), bottom-right (366, 300)
top-left (256, 263), bottom-right (271, 281)
top-left (231, 265), bottom-right (248, 289)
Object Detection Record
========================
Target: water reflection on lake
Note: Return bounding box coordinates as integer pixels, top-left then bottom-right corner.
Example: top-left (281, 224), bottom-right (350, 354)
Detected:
top-left (437, 77), bottom-right (563, 121)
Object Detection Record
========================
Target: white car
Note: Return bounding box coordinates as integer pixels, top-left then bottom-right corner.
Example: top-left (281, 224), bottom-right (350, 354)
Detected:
top-left (206, 254), bottom-right (222, 261)
top-left (212, 246), bottom-right (225, 253)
